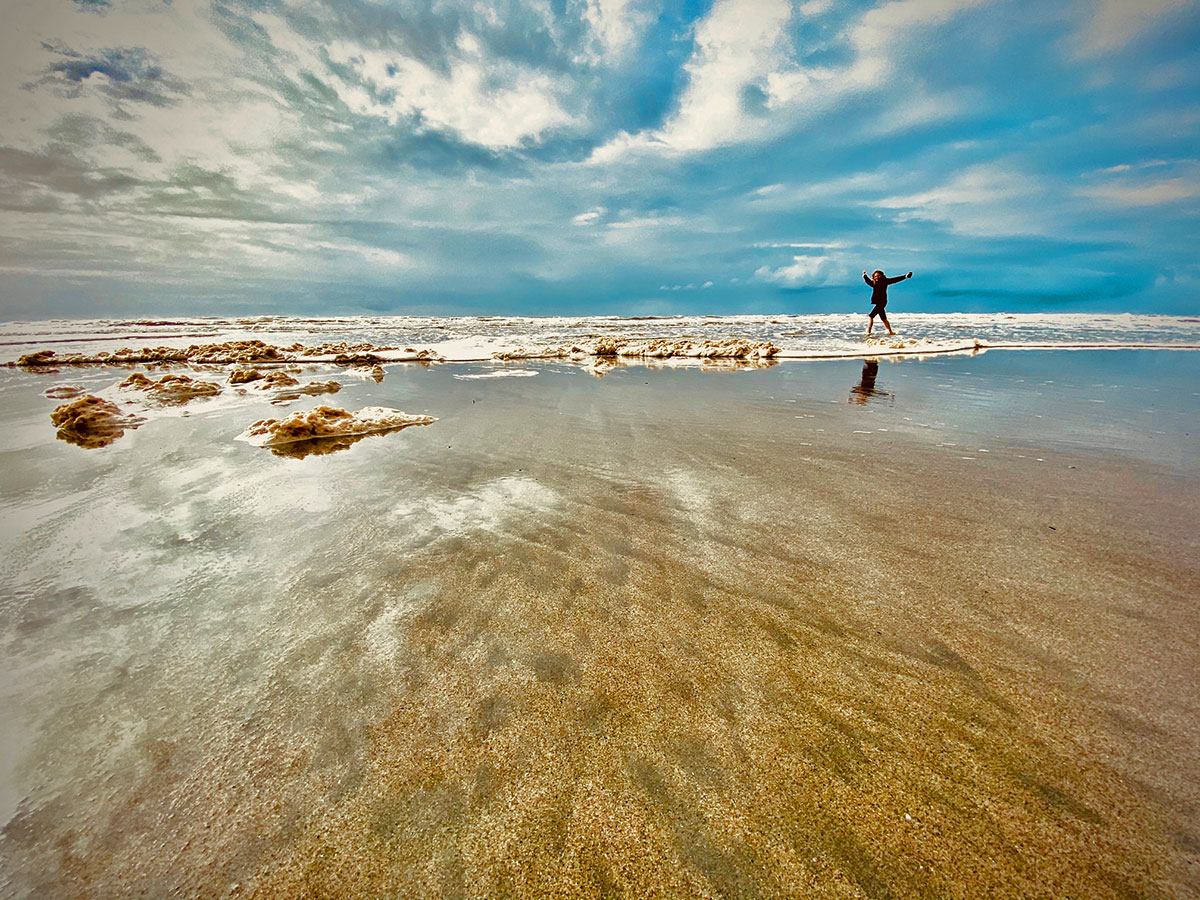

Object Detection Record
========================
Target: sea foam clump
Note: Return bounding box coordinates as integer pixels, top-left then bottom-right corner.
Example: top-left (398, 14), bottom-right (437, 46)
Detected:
top-left (50, 395), bottom-right (145, 448)
top-left (11, 340), bottom-right (436, 368)
top-left (493, 338), bottom-right (779, 361)
top-left (120, 372), bottom-right (223, 403)
top-left (227, 369), bottom-right (341, 397)
top-left (237, 406), bottom-right (436, 449)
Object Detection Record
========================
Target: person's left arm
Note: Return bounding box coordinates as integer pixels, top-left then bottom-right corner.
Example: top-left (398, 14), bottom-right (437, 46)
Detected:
top-left (886, 272), bottom-right (913, 285)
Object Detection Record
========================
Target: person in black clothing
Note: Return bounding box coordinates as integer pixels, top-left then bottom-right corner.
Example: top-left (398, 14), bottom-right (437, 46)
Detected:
top-left (862, 268), bottom-right (913, 335)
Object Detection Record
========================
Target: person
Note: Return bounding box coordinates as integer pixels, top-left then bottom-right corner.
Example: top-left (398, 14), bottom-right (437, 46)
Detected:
top-left (862, 268), bottom-right (913, 336)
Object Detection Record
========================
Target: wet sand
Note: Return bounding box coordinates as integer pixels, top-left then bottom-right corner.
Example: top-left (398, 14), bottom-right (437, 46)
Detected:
top-left (1, 353), bottom-right (1198, 898)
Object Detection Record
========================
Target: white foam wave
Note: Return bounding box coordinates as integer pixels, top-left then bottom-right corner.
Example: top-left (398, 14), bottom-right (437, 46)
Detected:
top-left (3, 313), bottom-right (1199, 366)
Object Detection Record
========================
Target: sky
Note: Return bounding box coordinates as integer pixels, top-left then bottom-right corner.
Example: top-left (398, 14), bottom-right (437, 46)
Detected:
top-left (0, 0), bottom-right (1197, 319)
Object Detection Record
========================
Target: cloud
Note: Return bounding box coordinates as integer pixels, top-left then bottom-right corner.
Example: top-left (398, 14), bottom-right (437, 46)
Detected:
top-left (659, 280), bottom-right (713, 291)
top-left (35, 44), bottom-right (189, 106)
top-left (323, 40), bottom-right (577, 149)
top-left (1080, 159), bottom-right (1200, 207)
top-left (755, 254), bottom-right (837, 287)
top-left (873, 163), bottom-right (1051, 236)
top-left (590, 0), bottom-right (993, 160)
top-left (653, 0), bottom-right (796, 151)
top-left (583, 0), bottom-right (651, 58)
top-left (1072, 0), bottom-right (1194, 56)
top-left (571, 207), bottom-right (606, 225)
top-left (1083, 177), bottom-right (1200, 207)
top-left (0, 0), bottom-right (1197, 316)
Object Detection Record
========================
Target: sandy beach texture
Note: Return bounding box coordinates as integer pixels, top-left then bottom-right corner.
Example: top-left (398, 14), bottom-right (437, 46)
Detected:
top-left (1, 351), bottom-right (1198, 898)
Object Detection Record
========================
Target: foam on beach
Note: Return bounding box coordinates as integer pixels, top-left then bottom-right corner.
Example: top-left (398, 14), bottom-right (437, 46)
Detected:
top-left (236, 405), bottom-right (436, 454)
top-left (492, 337), bottom-right (780, 361)
top-left (11, 341), bottom-right (436, 368)
top-left (453, 370), bottom-right (539, 380)
top-left (6, 315), bottom-right (1200, 371)
top-left (120, 372), bottom-right (223, 404)
top-left (49, 395), bottom-right (145, 448)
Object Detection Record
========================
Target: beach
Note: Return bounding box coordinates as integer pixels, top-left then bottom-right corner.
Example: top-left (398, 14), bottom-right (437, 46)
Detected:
top-left (1, 328), bottom-right (1198, 899)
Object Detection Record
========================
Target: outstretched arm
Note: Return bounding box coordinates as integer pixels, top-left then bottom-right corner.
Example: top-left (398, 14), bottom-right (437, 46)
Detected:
top-left (863, 272), bottom-right (874, 286)
top-left (886, 272), bottom-right (913, 285)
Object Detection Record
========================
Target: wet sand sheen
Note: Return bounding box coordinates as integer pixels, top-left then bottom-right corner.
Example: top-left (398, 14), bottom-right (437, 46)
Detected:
top-left (246, 454), bottom-right (1197, 899)
top-left (1, 358), bottom-right (1198, 898)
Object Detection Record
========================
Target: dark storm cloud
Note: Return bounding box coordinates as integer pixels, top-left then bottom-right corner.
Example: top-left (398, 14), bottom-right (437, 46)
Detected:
top-left (36, 43), bottom-right (188, 106)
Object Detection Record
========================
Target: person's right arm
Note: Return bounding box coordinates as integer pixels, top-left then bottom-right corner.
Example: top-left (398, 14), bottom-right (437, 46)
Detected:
top-left (863, 272), bottom-right (874, 286)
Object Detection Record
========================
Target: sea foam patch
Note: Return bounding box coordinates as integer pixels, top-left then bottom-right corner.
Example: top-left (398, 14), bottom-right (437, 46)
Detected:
top-left (236, 406), bottom-right (436, 449)
top-left (453, 370), bottom-right (539, 380)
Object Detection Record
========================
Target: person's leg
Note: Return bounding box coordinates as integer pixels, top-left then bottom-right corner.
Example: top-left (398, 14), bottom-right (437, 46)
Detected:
top-left (880, 311), bottom-right (894, 335)
top-left (867, 310), bottom-right (876, 334)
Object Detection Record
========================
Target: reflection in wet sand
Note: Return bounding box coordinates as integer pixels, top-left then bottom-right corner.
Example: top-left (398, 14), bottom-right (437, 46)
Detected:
top-left (849, 359), bottom-right (894, 405)
top-left (265, 424), bottom-right (426, 459)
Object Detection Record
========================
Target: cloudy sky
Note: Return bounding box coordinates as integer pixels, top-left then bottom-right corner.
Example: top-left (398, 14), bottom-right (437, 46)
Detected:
top-left (1, 0), bottom-right (1197, 318)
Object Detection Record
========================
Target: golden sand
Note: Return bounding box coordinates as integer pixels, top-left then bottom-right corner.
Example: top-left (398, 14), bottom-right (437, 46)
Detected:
top-left (7, 426), bottom-right (1195, 899)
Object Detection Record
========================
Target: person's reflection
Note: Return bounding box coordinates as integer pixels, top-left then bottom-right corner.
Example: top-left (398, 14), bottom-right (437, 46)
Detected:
top-left (849, 359), bottom-right (893, 404)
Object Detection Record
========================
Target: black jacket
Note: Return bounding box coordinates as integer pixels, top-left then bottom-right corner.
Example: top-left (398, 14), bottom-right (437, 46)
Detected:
top-left (864, 273), bottom-right (908, 307)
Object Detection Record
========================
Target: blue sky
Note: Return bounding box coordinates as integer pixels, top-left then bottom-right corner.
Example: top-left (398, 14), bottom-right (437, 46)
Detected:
top-left (0, 0), bottom-right (1197, 318)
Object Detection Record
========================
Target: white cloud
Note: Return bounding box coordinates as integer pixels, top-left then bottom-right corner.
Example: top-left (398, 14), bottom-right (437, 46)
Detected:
top-left (589, 0), bottom-right (990, 161)
top-left (583, 0), bottom-right (650, 58)
top-left (1073, 0), bottom-right (1193, 56)
top-left (873, 163), bottom-right (1050, 236)
top-left (571, 207), bottom-right (606, 225)
top-left (755, 254), bottom-right (836, 286)
top-left (655, 0), bottom-right (795, 151)
top-left (1082, 177), bottom-right (1200, 207)
top-left (606, 213), bottom-right (688, 230)
top-left (850, 0), bottom-right (989, 56)
top-left (798, 0), bottom-right (833, 15)
top-left (658, 280), bottom-right (714, 291)
top-left (1080, 159), bottom-right (1200, 207)
top-left (322, 40), bottom-right (576, 149)
top-left (754, 240), bottom-right (849, 249)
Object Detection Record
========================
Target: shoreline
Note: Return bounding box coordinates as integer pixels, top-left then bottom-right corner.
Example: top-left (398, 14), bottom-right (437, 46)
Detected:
top-left (7, 339), bottom-right (1200, 369)
top-left (4, 313), bottom-right (1200, 368)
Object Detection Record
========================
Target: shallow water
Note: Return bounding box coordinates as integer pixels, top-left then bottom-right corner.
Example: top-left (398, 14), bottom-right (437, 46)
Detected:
top-left (1, 351), bottom-right (1198, 898)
